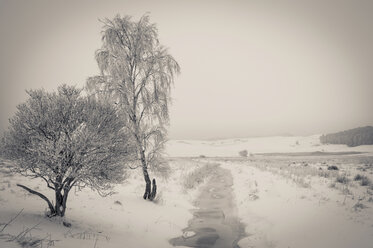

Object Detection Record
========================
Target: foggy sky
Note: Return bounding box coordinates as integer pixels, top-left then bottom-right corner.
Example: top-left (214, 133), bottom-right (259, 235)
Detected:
top-left (0, 0), bottom-right (372, 139)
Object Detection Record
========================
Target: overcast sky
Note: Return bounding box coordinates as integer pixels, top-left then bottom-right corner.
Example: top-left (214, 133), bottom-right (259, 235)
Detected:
top-left (0, 0), bottom-right (372, 139)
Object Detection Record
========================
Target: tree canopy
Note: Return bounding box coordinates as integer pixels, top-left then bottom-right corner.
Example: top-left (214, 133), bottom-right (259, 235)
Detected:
top-left (2, 85), bottom-right (134, 216)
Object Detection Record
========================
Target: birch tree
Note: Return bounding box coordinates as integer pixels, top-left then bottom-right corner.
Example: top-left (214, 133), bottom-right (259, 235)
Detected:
top-left (1, 85), bottom-right (134, 217)
top-left (87, 14), bottom-right (180, 200)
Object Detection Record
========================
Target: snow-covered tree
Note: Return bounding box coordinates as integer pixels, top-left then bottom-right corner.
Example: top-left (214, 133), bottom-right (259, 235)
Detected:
top-left (87, 14), bottom-right (180, 200)
top-left (1, 85), bottom-right (134, 217)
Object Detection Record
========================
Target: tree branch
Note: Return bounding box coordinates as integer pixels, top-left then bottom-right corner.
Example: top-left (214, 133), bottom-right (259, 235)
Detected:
top-left (129, 164), bottom-right (141, 170)
top-left (40, 175), bottom-right (55, 190)
top-left (16, 184), bottom-right (55, 214)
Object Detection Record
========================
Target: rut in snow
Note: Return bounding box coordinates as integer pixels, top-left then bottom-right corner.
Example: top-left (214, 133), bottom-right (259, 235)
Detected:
top-left (170, 164), bottom-right (246, 248)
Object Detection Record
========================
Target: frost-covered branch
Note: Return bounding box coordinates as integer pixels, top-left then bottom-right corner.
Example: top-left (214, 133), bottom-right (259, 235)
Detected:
top-left (2, 85), bottom-right (135, 216)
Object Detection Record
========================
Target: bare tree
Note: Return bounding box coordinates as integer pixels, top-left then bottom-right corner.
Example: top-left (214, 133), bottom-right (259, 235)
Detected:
top-left (1, 85), bottom-right (134, 217)
top-left (87, 14), bottom-right (180, 200)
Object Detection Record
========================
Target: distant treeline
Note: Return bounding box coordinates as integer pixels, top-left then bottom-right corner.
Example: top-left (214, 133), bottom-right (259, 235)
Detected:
top-left (320, 126), bottom-right (373, 147)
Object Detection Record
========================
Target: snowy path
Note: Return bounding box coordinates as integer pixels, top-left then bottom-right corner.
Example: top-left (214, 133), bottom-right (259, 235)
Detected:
top-left (170, 164), bottom-right (246, 248)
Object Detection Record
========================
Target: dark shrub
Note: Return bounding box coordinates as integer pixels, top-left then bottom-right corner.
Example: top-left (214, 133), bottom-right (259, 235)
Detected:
top-left (327, 165), bottom-right (339, 170)
top-left (354, 174), bottom-right (363, 181)
top-left (336, 175), bottom-right (349, 184)
top-left (354, 174), bottom-right (371, 186)
top-left (361, 177), bottom-right (372, 186)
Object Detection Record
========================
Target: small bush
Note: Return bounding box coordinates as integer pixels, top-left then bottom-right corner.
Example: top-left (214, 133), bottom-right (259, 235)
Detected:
top-left (353, 202), bottom-right (366, 211)
top-left (354, 174), bottom-right (371, 186)
top-left (361, 177), bottom-right (372, 186)
top-left (336, 175), bottom-right (349, 184)
top-left (327, 165), bottom-right (339, 170)
top-left (354, 174), bottom-right (364, 181)
top-left (199, 155), bottom-right (206, 158)
top-left (114, 200), bottom-right (122, 205)
top-left (63, 221), bottom-right (72, 227)
top-left (319, 171), bottom-right (330, 178)
top-left (239, 150), bottom-right (248, 157)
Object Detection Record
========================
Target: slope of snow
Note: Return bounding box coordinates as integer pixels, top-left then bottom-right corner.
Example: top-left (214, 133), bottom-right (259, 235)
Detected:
top-left (220, 159), bottom-right (373, 248)
top-left (166, 135), bottom-right (373, 157)
top-left (0, 158), bottom-right (202, 248)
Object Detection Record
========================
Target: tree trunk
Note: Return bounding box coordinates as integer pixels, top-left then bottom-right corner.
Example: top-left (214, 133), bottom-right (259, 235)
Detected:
top-left (17, 183), bottom-right (70, 217)
top-left (149, 178), bottom-right (157, 201)
top-left (55, 188), bottom-right (69, 217)
top-left (142, 161), bottom-right (151, 199)
top-left (61, 187), bottom-right (69, 216)
top-left (140, 149), bottom-right (156, 200)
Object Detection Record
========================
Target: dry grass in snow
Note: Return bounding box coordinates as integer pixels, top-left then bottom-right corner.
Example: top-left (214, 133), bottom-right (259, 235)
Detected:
top-left (218, 156), bottom-right (373, 248)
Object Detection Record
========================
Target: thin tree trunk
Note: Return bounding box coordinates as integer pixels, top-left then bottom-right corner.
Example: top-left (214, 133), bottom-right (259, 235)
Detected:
top-left (16, 184), bottom-right (56, 215)
top-left (140, 155), bottom-right (157, 200)
top-left (149, 178), bottom-right (157, 201)
top-left (140, 149), bottom-right (152, 200)
top-left (135, 121), bottom-right (157, 201)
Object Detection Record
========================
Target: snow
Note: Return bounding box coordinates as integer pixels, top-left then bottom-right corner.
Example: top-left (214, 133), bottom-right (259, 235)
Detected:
top-left (1, 135), bottom-right (373, 248)
top-left (182, 231), bottom-right (196, 238)
top-left (165, 135), bottom-right (373, 248)
top-left (221, 160), bottom-right (373, 248)
top-left (166, 135), bottom-right (373, 157)
top-left (0, 158), bottom-right (202, 248)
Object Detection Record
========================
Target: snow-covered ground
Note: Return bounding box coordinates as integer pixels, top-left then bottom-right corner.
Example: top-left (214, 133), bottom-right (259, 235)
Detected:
top-left (167, 135), bottom-right (373, 247)
top-left (0, 158), bottom-right (207, 248)
top-left (1, 135), bottom-right (373, 248)
top-left (166, 135), bottom-right (373, 157)
top-left (220, 158), bottom-right (373, 248)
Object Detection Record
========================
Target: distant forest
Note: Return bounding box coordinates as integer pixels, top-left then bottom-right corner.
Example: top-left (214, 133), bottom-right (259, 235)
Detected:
top-left (320, 126), bottom-right (373, 147)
